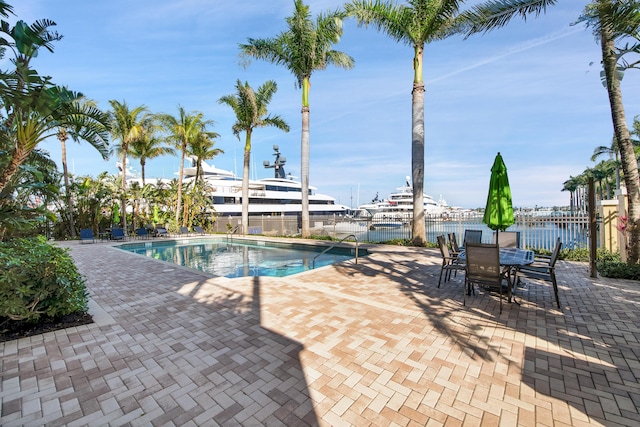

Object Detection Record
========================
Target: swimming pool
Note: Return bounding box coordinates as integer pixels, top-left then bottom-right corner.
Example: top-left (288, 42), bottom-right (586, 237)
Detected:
top-left (116, 238), bottom-right (365, 278)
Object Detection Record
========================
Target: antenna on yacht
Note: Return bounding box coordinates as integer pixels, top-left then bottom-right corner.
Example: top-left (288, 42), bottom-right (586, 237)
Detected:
top-left (263, 144), bottom-right (287, 178)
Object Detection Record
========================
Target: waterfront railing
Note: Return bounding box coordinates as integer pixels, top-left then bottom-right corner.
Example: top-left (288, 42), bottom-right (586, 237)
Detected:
top-left (214, 213), bottom-right (591, 253)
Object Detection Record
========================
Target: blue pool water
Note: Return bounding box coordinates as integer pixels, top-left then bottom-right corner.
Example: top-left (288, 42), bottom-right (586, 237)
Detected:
top-left (117, 238), bottom-right (364, 278)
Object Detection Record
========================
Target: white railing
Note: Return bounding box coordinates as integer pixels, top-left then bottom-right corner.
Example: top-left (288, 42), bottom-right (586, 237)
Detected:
top-left (212, 213), bottom-right (591, 252)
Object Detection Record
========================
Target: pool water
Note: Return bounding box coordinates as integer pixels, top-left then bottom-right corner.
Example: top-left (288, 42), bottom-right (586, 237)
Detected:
top-left (117, 238), bottom-right (363, 278)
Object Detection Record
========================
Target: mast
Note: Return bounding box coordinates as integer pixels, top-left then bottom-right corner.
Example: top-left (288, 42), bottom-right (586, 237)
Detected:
top-left (263, 144), bottom-right (287, 179)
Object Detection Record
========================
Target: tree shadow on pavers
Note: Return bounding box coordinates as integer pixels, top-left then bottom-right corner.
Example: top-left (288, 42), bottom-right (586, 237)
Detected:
top-left (518, 275), bottom-right (640, 425)
top-left (5, 243), bottom-right (321, 427)
top-left (521, 345), bottom-right (640, 425)
top-left (331, 245), bottom-right (508, 362)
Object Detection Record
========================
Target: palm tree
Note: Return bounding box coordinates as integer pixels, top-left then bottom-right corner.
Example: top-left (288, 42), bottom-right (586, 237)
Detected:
top-left (57, 97), bottom-right (110, 238)
top-left (345, 1), bottom-right (467, 245)
top-left (108, 100), bottom-right (149, 232)
top-left (460, 0), bottom-right (639, 262)
top-left (188, 131), bottom-right (224, 183)
top-left (239, 0), bottom-right (354, 237)
top-left (218, 80), bottom-right (290, 234)
top-left (577, 0), bottom-right (640, 263)
top-left (346, 0), bottom-right (559, 246)
top-left (128, 118), bottom-right (175, 186)
top-left (591, 136), bottom-right (621, 191)
top-left (158, 107), bottom-right (216, 227)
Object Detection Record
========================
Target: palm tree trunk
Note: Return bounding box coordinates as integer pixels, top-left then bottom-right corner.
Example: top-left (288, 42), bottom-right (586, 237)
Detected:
top-left (60, 136), bottom-right (77, 238)
top-left (120, 149), bottom-right (128, 232)
top-left (301, 106), bottom-right (310, 238)
top-left (411, 44), bottom-right (426, 246)
top-left (176, 141), bottom-right (186, 227)
top-left (600, 12), bottom-right (640, 264)
top-left (242, 131), bottom-right (252, 235)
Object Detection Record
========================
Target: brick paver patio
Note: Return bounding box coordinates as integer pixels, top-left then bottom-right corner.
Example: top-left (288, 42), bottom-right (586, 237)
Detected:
top-left (1, 237), bottom-right (639, 426)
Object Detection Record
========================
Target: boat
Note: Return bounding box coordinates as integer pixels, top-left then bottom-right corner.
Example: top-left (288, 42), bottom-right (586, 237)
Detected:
top-left (360, 177), bottom-right (448, 222)
top-left (183, 145), bottom-right (350, 218)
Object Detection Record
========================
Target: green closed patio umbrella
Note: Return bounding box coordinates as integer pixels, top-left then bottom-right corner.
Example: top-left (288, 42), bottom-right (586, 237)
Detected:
top-left (483, 152), bottom-right (514, 235)
top-left (112, 202), bottom-right (120, 226)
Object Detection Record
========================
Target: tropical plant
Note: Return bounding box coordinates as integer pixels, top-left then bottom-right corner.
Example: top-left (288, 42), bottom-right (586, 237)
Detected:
top-left (239, 0), bottom-right (354, 237)
top-left (218, 79), bottom-right (290, 234)
top-left (0, 149), bottom-right (59, 240)
top-left (0, 16), bottom-right (110, 197)
top-left (128, 116), bottom-right (174, 186)
top-left (108, 100), bottom-right (149, 232)
top-left (158, 107), bottom-right (217, 227)
top-left (0, 236), bottom-right (88, 323)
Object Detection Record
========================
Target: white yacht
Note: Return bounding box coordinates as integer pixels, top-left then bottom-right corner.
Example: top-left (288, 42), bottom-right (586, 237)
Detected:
top-left (184, 145), bottom-right (350, 218)
top-left (359, 177), bottom-right (448, 223)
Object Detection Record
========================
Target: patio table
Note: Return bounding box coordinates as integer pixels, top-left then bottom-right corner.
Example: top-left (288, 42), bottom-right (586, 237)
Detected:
top-left (458, 247), bottom-right (534, 303)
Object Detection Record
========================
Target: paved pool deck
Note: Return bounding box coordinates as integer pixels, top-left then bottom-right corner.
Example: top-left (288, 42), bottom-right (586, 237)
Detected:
top-left (1, 236), bottom-right (639, 426)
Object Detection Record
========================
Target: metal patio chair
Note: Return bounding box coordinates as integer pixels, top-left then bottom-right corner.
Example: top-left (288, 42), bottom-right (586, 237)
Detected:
top-left (437, 235), bottom-right (465, 288)
top-left (464, 242), bottom-right (510, 313)
top-left (515, 237), bottom-right (563, 308)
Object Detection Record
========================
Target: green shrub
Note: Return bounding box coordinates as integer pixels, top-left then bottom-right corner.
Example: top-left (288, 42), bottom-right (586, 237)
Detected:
top-left (0, 236), bottom-right (88, 322)
top-left (596, 251), bottom-right (640, 280)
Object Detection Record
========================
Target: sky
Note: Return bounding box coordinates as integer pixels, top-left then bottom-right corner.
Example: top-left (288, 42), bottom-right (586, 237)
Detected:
top-left (9, 0), bottom-right (640, 209)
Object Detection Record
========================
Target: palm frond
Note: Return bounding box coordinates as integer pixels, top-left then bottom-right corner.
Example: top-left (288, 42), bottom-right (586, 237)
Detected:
top-left (455, 0), bottom-right (558, 38)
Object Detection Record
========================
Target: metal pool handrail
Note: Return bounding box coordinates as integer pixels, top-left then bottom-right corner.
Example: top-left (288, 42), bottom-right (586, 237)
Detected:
top-left (312, 234), bottom-right (359, 269)
top-left (226, 224), bottom-right (242, 240)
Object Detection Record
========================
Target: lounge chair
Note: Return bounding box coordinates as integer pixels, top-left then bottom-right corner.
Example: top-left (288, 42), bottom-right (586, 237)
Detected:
top-left (135, 227), bottom-right (149, 239)
top-left (193, 225), bottom-right (205, 235)
top-left (437, 235), bottom-right (465, 287)
top-left (155, 227), bottom-right (169, 238)
top-left (80, 228), bottom-right (96, 244)
top-left (515, 237), bottom-right (562, 308)
top-left (179, 226), bottom-right (190, 236)
top-left (464, 242), bottom-right (510, 313)
top-left (111, 228), bottom-right (126, 241)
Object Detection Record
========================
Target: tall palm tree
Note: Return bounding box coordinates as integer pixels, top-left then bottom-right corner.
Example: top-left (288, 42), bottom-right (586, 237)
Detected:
top-left (346, 0), bottom-right (559, 246)
top-left (239, 0), bottom-right (354, 237)
top-left (346, 0), bottom-right (473, 245)
top-left (188, 131), bottom-right (224, 183)
top-left (128, 118), bottom-right (175, 186)
top-left (158, 107), bottom-right (216, 227)
top-left (218, 80), bottom-right (290, 234)
top-left (108, 100), bottom-right (149, 232)
top-left (581, 0), bottom-right (640, 263)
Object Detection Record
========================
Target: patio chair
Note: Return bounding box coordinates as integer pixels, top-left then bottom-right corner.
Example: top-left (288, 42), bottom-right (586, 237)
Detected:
top-left (515, 237), bottom-right (562, 308)
top-left (111, 228), bottom-right (126, 241)
top-left (448, 233), bottom-right (460, 257)
top-left (494, 231), bottom-right (521, 248)
top-left (463, 229), bottom-right (482, 246)
top-left (179, 226), bottom-right (190, 236)
top-left (464, 242), bottom-right (510, 313)
top-left (80, 228), bottom-right (96, 244)
top-left (193, 225), bottom-right (206, 235)
top-left (135, 227), bottom-right (149, 239)
top-left (437, 235), bottom-right (465, 288)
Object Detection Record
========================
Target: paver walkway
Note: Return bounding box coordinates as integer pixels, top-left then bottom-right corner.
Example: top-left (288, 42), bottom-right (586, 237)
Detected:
top-left (1, 237), bottom-right (639, 426)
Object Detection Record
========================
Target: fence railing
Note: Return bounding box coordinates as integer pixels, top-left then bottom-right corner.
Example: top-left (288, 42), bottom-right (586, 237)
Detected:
top-left (212, 213), bottom-right (592, 252)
